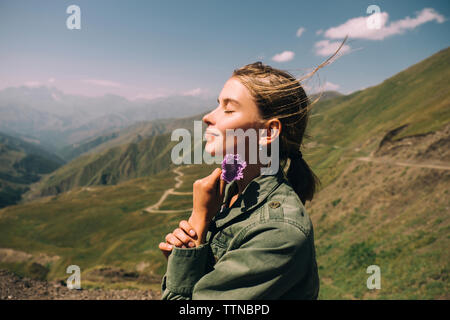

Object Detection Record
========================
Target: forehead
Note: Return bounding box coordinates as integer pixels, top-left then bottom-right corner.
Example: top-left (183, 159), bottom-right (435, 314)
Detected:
top-left (219, 77), bottom-right (254, 105)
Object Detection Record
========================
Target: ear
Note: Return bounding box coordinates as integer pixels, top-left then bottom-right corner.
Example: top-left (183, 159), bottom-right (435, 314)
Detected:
top-left (258, 119), bottom-right (281, 147)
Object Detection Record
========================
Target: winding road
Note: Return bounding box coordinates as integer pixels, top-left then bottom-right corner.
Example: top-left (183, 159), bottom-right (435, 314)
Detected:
top-left (144, 166), bottom-right (193, 214)
top-left (354, 156), bottom-right (450, 171)
top-left (144, 154), bottom-right (450, 214)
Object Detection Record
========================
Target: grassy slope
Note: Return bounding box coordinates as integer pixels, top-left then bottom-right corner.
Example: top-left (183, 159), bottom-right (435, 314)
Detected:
top-left (23, 114), bottom-right (210, 200)
top-left (0, 164), bottom-right (217, 289)
top-left (309, 51), bottom-right (448, 191)
top-left (0, 132), bottom-right (64, 208)
top-left (22, 133), bottom-right (190, 200)
top-left (58, 113), bottom-right (209, 161)
top-left (304, 47), bottom-right (450, 299)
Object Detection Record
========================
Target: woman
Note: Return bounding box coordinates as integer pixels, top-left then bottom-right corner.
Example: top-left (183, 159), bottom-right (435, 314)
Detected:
top-left (158, 42), bottom-right (346, 299)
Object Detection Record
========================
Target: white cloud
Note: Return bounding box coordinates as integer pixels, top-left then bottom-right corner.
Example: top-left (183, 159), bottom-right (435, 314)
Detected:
top-left (296, 27), bottom-right (306, 37)
top-left (132, 93), bottom-right (169, 100)
top-left (271, 50), bottom-right (295, 62)
top-left (48, 78), bottom-right (55, 83)
top-left (322, 81), bottom-right (340, 91)
top-left (23, 81), bottom-right (43, 87)
top-left (324, 8), bottom-right (445, 41)
top-left (316, 29), bottom-right (323, 35)
top-left (182, 87), bottom-right (208, 96)
top-left (83, 79), bottom-right (122, 87)
top-left (307, 81), bottom-right (341, 94)
top-left (314, 39), bottom-right (352, 57)
top-left (132, 87), bottom-right (209, 100)
top-left (51, 92), bottom-right (61, 101)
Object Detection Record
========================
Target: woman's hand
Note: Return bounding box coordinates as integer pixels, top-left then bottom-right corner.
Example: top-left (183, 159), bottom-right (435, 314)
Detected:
top-left (159, 220), bottom-right (197, 259)
top-left (158, 167), bottom-right (226, 258)
top-left (189, 168), bottom-right (226, 245)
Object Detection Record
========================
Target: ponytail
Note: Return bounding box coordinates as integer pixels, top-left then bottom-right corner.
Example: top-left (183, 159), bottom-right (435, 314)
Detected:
top-left (286, 149), bottom-right (320, 205)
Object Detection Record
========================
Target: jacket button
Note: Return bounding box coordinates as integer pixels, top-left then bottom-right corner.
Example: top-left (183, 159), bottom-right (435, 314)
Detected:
top-left (269, 201), bottom-right (281, 208)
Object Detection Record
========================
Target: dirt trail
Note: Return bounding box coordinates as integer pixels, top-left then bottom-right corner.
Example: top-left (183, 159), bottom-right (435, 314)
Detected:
top-left (354, 156), bottom-right (450, 171)
top-left (144, 166), bottom-right (193, 214)
top-left (0, 269), bottom-right (160, 300)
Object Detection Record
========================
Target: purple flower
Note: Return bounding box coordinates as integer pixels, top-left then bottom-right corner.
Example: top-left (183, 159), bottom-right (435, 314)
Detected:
top-left (221, 154), bottom-right (247, 183)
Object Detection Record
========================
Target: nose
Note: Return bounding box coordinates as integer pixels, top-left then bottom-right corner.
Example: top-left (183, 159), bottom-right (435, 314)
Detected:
top-left (202, 108), bottom-right (215, 126)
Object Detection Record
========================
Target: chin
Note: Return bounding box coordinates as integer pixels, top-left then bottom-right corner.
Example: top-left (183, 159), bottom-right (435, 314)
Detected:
top-left (205, 141), bottom-right (225, 159)
top-left (204, 142), bottom-right (217, 156)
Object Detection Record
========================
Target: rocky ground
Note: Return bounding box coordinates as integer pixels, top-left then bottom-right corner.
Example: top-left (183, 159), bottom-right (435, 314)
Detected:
top-left (0, 269), bottom-right (161, 300)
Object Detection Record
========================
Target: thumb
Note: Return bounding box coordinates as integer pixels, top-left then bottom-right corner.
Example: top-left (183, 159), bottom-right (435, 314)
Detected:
top-left (208, 168), bottom-right (226, 198)
top-left (219, 175), bottom-right (226, 198)
top-left (207, 167), bottom-right (222, 184)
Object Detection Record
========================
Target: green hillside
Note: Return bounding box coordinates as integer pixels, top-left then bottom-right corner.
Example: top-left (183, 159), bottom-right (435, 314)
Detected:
top-left (58, 113), bottom-right (208, 161)
top-left (0, 47), bottom-right (449, 299)
top-left (307, 46), bottom-right (450, 186)
top-left (0, 132), bottom-right (64, 208)
top-left (0, 164), bottom-right (215, 291)
top-left (22, 134), bottom-right (175, 200)
top-left (304, 46), bottom-right (450, 299)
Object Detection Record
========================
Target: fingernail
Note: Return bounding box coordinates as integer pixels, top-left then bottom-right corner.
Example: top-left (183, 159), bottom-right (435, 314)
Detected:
top-left (182, 245), bottom-right (187, 248)
top-left (189, 229), bottom-right (196, 236)
top-left (166, 244), bottom-right (173, 249)
top-left (188, 241), bottom-right (195, 248)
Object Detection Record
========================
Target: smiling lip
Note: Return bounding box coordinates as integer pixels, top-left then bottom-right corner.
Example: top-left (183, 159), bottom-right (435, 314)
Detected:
top-left (205, 130), bottom-right (219, 136)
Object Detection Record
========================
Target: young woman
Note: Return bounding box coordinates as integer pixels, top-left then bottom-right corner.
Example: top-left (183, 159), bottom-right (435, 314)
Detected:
top-left (158, 41), bottom-right (346, 299)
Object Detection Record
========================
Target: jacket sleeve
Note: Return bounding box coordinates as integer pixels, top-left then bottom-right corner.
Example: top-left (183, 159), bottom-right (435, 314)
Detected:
top-left (161, 221), bottom-right (311, 300)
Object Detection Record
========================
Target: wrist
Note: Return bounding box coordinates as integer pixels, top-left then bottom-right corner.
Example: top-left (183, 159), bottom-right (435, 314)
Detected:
top-left (188, 213), bottom-right (210, 246)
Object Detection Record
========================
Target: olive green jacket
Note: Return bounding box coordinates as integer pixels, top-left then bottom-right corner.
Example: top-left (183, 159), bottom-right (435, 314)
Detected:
top-left (161, 166), bottom-right (320, 300)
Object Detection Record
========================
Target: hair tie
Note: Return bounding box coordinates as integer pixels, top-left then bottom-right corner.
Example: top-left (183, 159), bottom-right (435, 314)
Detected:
top-left (290, 150), bottom-right (303, 161)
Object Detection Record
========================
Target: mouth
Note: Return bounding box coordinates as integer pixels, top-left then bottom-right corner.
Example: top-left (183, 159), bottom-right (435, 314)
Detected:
top-left (205, 129), bottom-right (219, 136)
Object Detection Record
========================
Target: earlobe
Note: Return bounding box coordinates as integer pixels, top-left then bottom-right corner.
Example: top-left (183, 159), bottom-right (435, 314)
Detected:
top-left (266, 126), bottom-right (280, 144)
top-left (268, 119), bottom-right (282, 141)
top-left (258, 122), bottom-right (280, 146)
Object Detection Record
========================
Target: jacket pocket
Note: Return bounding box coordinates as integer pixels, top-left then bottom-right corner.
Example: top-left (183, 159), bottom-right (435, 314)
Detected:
top-left (210, 239), bottom-right (227, 262)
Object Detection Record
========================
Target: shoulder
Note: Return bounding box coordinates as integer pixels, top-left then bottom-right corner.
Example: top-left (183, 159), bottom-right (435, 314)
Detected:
top-left (234, 181), bottom-right (313, 248)
top-left (261, 179), bottom-right (313, 238)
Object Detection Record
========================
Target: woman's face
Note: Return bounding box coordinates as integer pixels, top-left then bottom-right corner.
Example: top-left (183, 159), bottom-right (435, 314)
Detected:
top-left (203, 77), bottom-right (265, 160)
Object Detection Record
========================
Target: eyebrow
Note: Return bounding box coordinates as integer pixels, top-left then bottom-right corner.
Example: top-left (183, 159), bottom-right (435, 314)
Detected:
top-left (217, 97), bottom-right (241, 106)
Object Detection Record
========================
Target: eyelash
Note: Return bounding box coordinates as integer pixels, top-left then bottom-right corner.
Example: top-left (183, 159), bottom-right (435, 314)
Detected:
top-left (224, 110), bottom-right (234, 114)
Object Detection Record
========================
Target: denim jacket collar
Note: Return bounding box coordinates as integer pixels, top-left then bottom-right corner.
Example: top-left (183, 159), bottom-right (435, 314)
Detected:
top-left (213, 165), bottom-right (286, 229)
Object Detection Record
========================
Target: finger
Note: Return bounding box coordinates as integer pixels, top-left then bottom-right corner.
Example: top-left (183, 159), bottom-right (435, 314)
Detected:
top-left (219, 177), bottom-right (226, 197)
top-left (173, 228), bottom-right (194, 246)
top-left (209, 168), bottom-right (224, 197)
top-left (205, 168), bottom-right (222, 187)
top-left (179, 220), bottom-right (197, 238)
top-left (213, 169), bottom-right (227, 199)
top-left (165, 233), bottom-right (183, 247)
top-left (159, 242), bottom-right (172, 258)
top-left (159, 242), bottom-right (173, 251)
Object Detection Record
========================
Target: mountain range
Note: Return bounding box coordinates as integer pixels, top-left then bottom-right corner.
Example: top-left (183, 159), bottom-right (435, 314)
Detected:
top-left (0, 86), bottom-right (216, 151)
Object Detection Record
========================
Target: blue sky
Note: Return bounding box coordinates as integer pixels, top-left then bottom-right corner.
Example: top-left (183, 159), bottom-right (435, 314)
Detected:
top-left (0, 0), bottom-right (448, 100)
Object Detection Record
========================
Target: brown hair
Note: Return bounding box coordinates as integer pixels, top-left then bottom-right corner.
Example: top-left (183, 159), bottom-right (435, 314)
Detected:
top-left (231, 37), bottom-right (348, 205)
